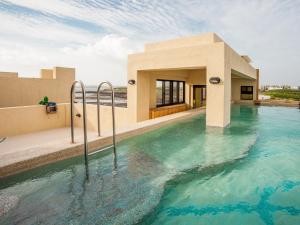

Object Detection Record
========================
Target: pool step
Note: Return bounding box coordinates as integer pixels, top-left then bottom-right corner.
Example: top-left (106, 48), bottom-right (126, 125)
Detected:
top-left (88, 145), bottom-right (114, 156)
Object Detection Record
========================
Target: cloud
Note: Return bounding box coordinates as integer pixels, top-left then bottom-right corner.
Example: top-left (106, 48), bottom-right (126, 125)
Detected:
top-left (62, 34), bottom-right (136, 60)
top-left (0, 34), bottom-right (138, 85)
top-left (0, 0), bottom-right (300, 85)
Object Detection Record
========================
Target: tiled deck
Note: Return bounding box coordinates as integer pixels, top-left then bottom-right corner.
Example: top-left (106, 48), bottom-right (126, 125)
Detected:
top-left (0, 108), bottom-right (205, 177)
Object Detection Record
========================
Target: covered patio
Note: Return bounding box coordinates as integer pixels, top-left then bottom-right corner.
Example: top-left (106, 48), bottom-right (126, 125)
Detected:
top-left (127, 32), bottom-right (258, 127)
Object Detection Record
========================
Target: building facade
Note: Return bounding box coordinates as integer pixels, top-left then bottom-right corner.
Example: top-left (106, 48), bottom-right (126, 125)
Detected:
top-left (0, 33), bottom-right (259, 137)
top-left (127, 32), bottom-right (259, 127)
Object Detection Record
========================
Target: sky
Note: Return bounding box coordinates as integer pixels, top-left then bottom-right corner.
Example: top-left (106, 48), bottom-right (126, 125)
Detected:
top-left (0, 0), bottom-right (299, 86)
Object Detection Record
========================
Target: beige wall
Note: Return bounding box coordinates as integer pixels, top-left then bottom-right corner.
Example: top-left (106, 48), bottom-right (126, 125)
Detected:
top-left (128, 41), bottom-right (228, 126)
top-left (231, 77), bottom-right (257, 103)
top-left (128, 32), bottom-right (258, 127)
top-left (148, 70), bottom-right (189, 108)
top-left (145, 32), bottom-right (222, 52)
top-left (0, 67), bottom-right (75, 108)
top-left (0, 103), bottom-right (130, 137)
top-left (226, 44), bottom-right (256, 80)
top-left (0, 72), bottom-right (18, 78)
top-left (0, 104), bottom-right (68, 137)
top-left (132, 69), bottom-right (206, 120)
top-left (0, 33), bottom-right (258, 137)
top-left (187, 69), bottom-right (206, 108)
top-left (68, 104), bottom-right (132, 134)
top-left (0, 66), bottom-right (132, 137)
top-left (128, 43), bottom-right (224, 121)
top-left (40, 69), bottom-right (54, 79)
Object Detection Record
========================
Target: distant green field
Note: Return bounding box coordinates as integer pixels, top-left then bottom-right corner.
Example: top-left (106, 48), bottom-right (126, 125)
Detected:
top-left (263, 89), bottom-right (300, 100)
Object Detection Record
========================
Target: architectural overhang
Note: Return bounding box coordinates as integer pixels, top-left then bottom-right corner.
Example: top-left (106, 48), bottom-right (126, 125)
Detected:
top-left (241, 55), bottom-right (252, 63)
top-left (231, 69), bottom-right (256, 80)
top-left (138, 66), bottom-right (206, 72)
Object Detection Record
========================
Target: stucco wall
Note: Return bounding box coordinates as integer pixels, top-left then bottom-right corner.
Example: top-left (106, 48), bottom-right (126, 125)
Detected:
top-left (187, 70), bottom-right (207, 108)
top-left (0, 104), bottom-right (68, 137)
top-left (128, 33), bottom-right (257, 127)
top-left (231, 78), bottom-right (257, 103)
top-left (0, 103), bottom-right (130, 137)
top-left (148, 70), bottom-right (189, 108)
top-left (70, 104), bottom-right (131, 134)
top-left (128, 42), bottom-right (225, 123)
top-left (133, 69), bottom-right (206, 116)
top-left (0, 72), bottom-right (18, 78)
top-left (225, 44), bottom-right (257, 80)
top-left (145, 32), bottom-right (222, 52)
top-left (0, 67), bottom-right (75, 108)
top-left (186, 69), bottom-right (206, 85)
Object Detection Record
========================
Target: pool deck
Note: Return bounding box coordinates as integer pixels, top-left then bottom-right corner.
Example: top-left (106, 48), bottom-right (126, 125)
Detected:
top-left (0, 108), bottom-right (205, 177)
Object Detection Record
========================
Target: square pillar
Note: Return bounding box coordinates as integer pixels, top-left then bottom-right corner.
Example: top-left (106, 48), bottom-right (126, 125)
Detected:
top-left (136, 71), bottom-right (150, 121)
top-left (127, 69), bottom-right (150, 123)
top-left (53, 67), bottom-right (75, 82)
top-left (206, 65), bottom-right (231, 127)
top-left (256, 69), bottom-right (260, 101)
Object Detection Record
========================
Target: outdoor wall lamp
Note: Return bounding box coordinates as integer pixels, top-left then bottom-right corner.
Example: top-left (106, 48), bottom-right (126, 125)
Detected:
top-left (128, 79), bottom-right (136, 85)
top-left (209, 77), bottom-right (221, 84)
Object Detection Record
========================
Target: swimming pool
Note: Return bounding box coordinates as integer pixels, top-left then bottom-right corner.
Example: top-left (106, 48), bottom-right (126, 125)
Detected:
top-left (0, 105), bottom-right (299, 225)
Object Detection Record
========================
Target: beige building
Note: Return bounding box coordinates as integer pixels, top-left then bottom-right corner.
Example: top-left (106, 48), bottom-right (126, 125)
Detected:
top-left (0, 33), bottom-right (260, 176)
top-left (0, 33), bottom-right (259, 137)
top-left (0, 67), bottom-right (75, 136)
top-left (127, 32), bottom-right (259, 127)
top-left (0, 67), bottom-right (75, 108)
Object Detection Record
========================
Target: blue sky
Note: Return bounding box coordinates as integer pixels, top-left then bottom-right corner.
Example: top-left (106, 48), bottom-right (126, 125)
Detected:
top-left (0, 0), bottom-right (299, 86)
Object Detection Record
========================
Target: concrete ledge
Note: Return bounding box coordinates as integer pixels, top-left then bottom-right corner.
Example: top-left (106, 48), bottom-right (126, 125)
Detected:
top-left (0, 103), bottom-right (69, 137)
top-left (259, 99), bottom-right (299, 107)
top-left (0, 108), bottom-right (205, 177)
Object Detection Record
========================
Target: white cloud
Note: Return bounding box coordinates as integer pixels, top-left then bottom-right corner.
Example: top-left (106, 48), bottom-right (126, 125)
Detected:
top-left (0, 0), bottom-right (299, 86)
top-left (62, 35), bottom-right (135, 59)
top-left (0, 34), bottom-right (139, 85)
top-left (0, 11), bottom-right (98, 46)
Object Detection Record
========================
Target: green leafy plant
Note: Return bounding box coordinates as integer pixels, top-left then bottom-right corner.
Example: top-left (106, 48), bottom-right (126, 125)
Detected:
top-left (264, 90), bottom-right (300, 101)
top-left (39, 96), bottom-right (49, 105)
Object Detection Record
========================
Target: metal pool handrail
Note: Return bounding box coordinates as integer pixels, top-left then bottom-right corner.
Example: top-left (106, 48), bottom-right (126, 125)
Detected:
top-left (70, 80), bottom-right (89, 178)
top-left (0, 137), bottom-right (6, 143)
top-left (96, 81), bottom-right (117, 165)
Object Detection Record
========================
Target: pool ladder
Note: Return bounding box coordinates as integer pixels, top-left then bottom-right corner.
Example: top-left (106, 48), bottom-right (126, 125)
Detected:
top-left (70, 80), bottom-right (117, 179)
top-left (0, 137), bottom-right (6, 143)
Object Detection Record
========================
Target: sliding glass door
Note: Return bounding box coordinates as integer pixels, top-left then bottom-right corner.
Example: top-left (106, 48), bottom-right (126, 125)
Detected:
top-left (156, 80), bottom-right (185, 107)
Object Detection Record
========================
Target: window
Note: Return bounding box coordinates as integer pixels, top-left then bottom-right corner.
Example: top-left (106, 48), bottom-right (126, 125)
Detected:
top-left (156, 81), bottom-right (163, 106)
top-left (179, 82), bottom-right (184, 102)
top-left (173, 81), bottom-right (178, 103)
top-left (165, 81), bottom-right (170, 104)
top-left (241, 86), bottom-right (253, 100)
top-left (156, 80), bottom-right (185, 107)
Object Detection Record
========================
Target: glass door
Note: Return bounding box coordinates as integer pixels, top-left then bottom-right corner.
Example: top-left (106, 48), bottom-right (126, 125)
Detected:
top-left (193, 85), bottom-right (206, 108)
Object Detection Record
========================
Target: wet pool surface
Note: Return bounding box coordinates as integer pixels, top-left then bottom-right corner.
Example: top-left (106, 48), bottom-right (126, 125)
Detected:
top-left (0, 105), bottom-right (300, 225)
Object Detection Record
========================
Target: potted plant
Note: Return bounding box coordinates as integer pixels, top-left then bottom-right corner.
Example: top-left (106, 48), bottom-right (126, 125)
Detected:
top-left (39, 96), bottom-right (57, 113)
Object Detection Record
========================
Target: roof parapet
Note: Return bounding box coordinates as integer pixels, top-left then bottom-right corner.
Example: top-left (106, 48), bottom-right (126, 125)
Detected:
top-left (144, 32), bottom-right (223, 52)
top-left (241, 55), bottom-right (252, 63)
top-left (0, 72), bottom-right (18, 78)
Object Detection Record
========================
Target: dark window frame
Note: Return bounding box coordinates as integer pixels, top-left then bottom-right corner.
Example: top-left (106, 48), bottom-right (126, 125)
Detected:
top-left (240, 86), bottom-right (253, 100)
top-left (156, 79), bottom-right (185, 107)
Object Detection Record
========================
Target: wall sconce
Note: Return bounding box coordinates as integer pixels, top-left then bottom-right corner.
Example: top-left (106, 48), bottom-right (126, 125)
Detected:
top-left (128, 79), bottom-right (136, 85)
top-left (209, 77), bottom-right (221, 84)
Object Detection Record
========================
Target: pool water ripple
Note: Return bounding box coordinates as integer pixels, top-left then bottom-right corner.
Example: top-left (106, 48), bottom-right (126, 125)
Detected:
top-left (0, 105), bottom-right (300, 225)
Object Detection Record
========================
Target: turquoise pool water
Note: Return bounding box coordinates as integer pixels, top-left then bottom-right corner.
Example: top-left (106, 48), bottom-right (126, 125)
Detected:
top-left (0, 105), bottom-right (300, 225)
